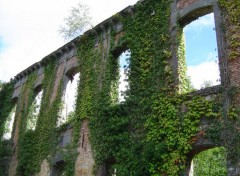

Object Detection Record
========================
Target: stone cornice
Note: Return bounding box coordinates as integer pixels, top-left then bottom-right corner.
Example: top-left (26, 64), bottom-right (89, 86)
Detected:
top-left (13, 5), bottom-right (137, 82)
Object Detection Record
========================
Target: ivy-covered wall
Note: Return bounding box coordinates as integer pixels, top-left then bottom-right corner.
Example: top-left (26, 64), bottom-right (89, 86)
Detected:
top-left (0, 82), bottom-right (15, 175)
top-left (1, 0), bottom-right (240, 176)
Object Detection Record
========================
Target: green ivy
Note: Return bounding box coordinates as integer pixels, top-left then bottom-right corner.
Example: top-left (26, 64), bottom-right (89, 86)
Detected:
top-left (4, 0), bottom-right (238, 175)
top-left (74, 0), bottom-right (224, 175)
top-left (207, 106), bottom-right (240, 165)
top-left (218, 0), bottom-right (240, 60)
top-left (176, 24), bottom-right (193, 93)
top-left (16, 59), bottom-right (64, 175)
top-left (0, 82), bottom-right (15, 175)
top-left (145, 95), bottom-right (219, 175)
top-left (16, 72), bottom-right (39, 175)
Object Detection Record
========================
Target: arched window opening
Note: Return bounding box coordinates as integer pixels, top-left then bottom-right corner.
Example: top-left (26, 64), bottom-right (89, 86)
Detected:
top-left (105, 159), bottom-right (117, 176)
top-left (57, 73), bottom-right (80, 127)
top-left (118, 49), bottom-right (130, 102)
top-left (108, 168), bottom-right (117, 176)
top-left (181, 12), bottom-right (220, 91)
top-left (189, 147), bottom-right (227, 176)
top-left (26, 90), bottom-right (43, 131)
top-left (2, 105), bottom-right (16, 140)
top-left (51, 161), bottom-right (65, 176)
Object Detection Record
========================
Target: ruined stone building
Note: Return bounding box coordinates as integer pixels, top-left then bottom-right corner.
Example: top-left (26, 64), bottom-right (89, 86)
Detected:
top-left (0, 0), bottom-right (239, 175)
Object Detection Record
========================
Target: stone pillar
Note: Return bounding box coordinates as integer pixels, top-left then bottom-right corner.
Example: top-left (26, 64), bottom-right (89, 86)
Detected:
top-left (35, 159), bottom-right (51, 176)
top-left (96, 164), bottom-right (107, 176)
top-left (227, 161), bottom-right (240, 176)
top-left (74, 120), bottom-right (95, 176)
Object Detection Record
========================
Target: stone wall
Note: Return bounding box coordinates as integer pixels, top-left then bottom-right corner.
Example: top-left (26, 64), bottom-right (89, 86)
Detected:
top-left (177, 0), bottom-right (198, 10)
top-left (74, 120), bottom-right (95, 176)
top-left (35, 160), bottom-right (51, 176)
top-left (2, 0), bottom-right (239, 175)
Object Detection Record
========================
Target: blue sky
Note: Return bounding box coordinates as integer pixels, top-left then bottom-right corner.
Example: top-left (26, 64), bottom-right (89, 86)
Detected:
top-left (184, 13), bottom-right (218, 66)
top-left (184, 13), bottom-right (220, 89)
top-left (0, 37), bottom-right (4, 51)
top-left (119, 50), bottom-right (130, 68)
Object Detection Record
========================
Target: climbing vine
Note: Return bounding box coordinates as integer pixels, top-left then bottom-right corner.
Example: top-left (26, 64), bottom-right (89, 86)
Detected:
top-left (146, 95), bottom-right (219, 175)
top-left (207, 105), bottom-right (240, 165)
top-left (83, 0), bottom-right (222, 175)
top-left (218, 0), bottom-right (240, 60)
top-left (16, 58), bottom-right (64, 175)
top-left (0, 82), bottom-right (15, 139)
top-left (0, 82), bottom-right (15, 175)
top-left (3, 0), bottom-right (239, 175)
top-left (58, 0), bottom-right (226, 175)
top-left (176, 23), bottom-right (193, 93)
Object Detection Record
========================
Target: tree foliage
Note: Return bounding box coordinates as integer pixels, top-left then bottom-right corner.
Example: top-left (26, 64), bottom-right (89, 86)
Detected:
top-left (59, 2), bottom-right (93, 40)
top-left (193, 147), bottom-right (227, 176)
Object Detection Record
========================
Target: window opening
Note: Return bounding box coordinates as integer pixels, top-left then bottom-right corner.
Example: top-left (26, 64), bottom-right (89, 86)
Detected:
top-left (57, 73), bottom-right (79, 126)
top-left (118, 50), bottom-right (130, 102)
top-left (2, 105), bottom-right (16, 140)
top-left (189, 147), bottom-right (227, 176)
top-left (26, 90), bottom-right (43, 131)
top-left (183, 13), bottom-right (220, 90)
top-left (52, 161), bottom-right (65, 176)
top-left (106, 159), bottom-right (117, 176)
top-left (113, 168), bottom-right (117, 176)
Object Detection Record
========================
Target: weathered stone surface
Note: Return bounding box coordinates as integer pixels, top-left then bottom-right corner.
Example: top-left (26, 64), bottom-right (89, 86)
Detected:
top-left (8, 156), bottom-right (17, 176)
top-left (50, 63), bottom-right (65, 104)
top-left (35, 159), bottom-right (50, 176)
top-left (34, 73), bottom-right (44, 91)
top-left (65, 56), bottom-right (79, 77)
top-left (177, 0), bottom-right (198, 10)
top-left (11, 85), bottom-right (21, 102)
top-left (4, 0), bottom-right (240, 175)
top-left (59, 128), bottom-right (72, 148)
top-left (74, 120), bottom-right (95, 176)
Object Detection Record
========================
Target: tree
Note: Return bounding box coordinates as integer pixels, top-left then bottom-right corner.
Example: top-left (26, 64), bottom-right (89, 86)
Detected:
top-left (193, 147), bottom-right (227, 176)
top-left (200, 80), bottom-right (213, 89)
top-left (59, 2), bottom-right (93, 41)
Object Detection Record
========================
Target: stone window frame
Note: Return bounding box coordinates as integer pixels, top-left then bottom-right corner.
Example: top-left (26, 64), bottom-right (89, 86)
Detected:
top-left (24, 69), bottom-right (44, 131)
top-left (51, 160), bottom-right (65, 176)
top-left (174, 1), bottom-right (228, 174)
top-left (2, 105), bottom-right (17, 141)
top-left (25, 85), bottom-right (44, 131)
top-left (174, 0), bottom-right (228, 90)
top-left (57, 64), bottom-right (80, 127)
top-left (111, 45), bottom-right (131, 103)
top-left (62, 65), bottom-right (80, 98)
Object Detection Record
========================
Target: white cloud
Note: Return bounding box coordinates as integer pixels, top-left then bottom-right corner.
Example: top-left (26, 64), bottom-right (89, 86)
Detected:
top-left (188, 60), bottom-right (220, 89)
top-left (0, 0), bottom-right (138, 82)
top-left (0, 0), bottom-right (72, 81)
